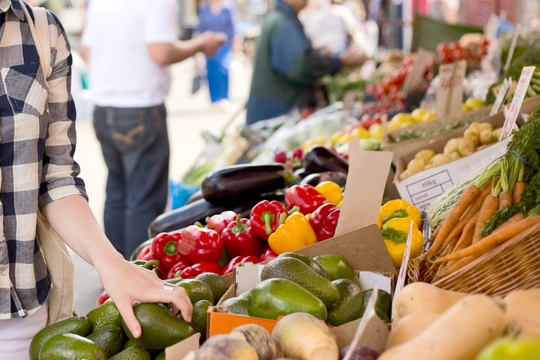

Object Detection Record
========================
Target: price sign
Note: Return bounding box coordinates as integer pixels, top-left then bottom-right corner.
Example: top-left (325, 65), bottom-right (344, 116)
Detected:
top-left (435, 63), bottom-right (455, 118)
top-left (490, 77), bottom-right (511, 116)
top-left (500, 66), bottom-right (536, 140)
top-left (392, 221), bottom-right (413, 321)
top-left (448, 60), bottom-right (467, 115)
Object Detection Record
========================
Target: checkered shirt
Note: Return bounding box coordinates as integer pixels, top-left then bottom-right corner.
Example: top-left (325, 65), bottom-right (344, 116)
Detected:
top-left (0, 0), bottom-right (87, 319)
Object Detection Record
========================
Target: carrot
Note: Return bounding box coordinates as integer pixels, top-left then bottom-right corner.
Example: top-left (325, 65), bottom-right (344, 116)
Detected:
top-left (437, 256), bottom-right (476, 278)
top-left (498, 190), bottom-right (513, 210)
top-left (492, 212), bottom-right (524, 234)
top-left (425, 184), bottom-right (482, 257)
top-left (452, 213), bottom-right (478, 253)
top-left (434, 215), bottom-right (540, 263)
top-left (513, 180), bottom-right (526, 204)
top-left (472, 194), bottom-right (499, 244)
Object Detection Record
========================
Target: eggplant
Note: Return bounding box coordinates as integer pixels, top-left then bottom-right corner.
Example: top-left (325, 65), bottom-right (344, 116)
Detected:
top-left (303, 146), bottom-right (349, 174)
top-left (201, 163), bottom-right (288, 206)
top-left (300, 171), bottom-right (348, 187)
top-left (148, 194), bottom-right (286, 238)
top-left (185, 189), bottom-right (204, 205)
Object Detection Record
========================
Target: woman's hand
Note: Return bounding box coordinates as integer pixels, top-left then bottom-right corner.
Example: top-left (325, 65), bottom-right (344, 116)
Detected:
top-left (95, 258), bottom-right (193, 338)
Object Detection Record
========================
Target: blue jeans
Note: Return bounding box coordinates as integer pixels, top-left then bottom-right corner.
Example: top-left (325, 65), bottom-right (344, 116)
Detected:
top-left (93, 104), bottom-right (169, 259)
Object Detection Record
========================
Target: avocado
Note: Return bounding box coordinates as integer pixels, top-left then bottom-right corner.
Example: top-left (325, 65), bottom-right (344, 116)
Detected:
top-left (261, 257), bottom-right (339, 308)
top-left (175, 278), bottom-right (214, 304)
top-left (123, 339), bottom-right (137, 350)
top-left (109, 345), bottom-right (151, 360)
top-left (248, 278), bottom-right (327, 321)
top-left (278, 252), bottom-right (330, 279)
top-left (195, 272), bottom-right (229, 304)
top-left (86, 301), bottom-right (123, 331)
top-left (313, 254), bottom-right (361, 286)
top-left (221, 296), bottom-right (249, 315)
top-left (327, 279), bottom-right (364, 326)
top-left (237, 291), bottom-right (251, 299)
top-left (191, 299), bottom-right (213, 340)
top-left (30, 315), bottom-right (93, 360)
top-left (86, 324), bottom-right (124, 358)
top-left (122, 303), bottom-right (195, 350)
top-left (154, 351), bottom-right (166, 360)
top-left (39, 333), bottom-right (107, 360)
top-left (360, 289), bottom-right (392, 319)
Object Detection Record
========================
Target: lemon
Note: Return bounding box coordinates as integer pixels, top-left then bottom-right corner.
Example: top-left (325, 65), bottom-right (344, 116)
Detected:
top-left (411, 108), bottom-right (427, 122)
top-left (464, 97), bottom-right (485, 110)
top-left (368, 123), bottom-right (383, 140)
top-left (352, 126), bottom-right (369, 139)
top-left (389, 113), bottom-right (414, 130)
top-left (330, 131), bottom-right (344, 146)
top-left (421, 112), bottom-right (435, 122)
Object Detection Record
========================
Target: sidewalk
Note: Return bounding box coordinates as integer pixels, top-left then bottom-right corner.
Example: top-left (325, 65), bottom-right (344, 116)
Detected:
top-left (71, 56), bottom-right (252, 315)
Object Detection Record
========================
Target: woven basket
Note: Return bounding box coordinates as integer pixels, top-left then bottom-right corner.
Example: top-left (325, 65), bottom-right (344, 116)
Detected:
top-left (407, 222), bottom-right (540, 297)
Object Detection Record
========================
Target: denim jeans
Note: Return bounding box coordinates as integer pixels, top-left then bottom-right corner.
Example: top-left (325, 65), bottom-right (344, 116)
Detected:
top-left (93, 104), bottom-right (169, 259)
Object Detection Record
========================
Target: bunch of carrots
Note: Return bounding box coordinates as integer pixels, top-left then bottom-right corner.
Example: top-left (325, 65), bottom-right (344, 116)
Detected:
top-left (423, 105), bottom-right (540, 281)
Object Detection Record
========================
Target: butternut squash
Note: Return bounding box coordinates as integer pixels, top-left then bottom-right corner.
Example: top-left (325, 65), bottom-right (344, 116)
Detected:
top-left (392, 282), bottom-right (468, 322)
top-left (504, 290), bottom-right (540, 325)
top-left (386, 311), bottom-right (440, 348)
top-left (507, 319), bottom-right (540, 341)
top-left (379, 295), bottom-right (506, 360)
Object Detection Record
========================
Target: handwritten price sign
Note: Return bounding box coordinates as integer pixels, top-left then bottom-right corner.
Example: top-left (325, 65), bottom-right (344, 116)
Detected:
top-left (501, 66), bottom-right (536, 140)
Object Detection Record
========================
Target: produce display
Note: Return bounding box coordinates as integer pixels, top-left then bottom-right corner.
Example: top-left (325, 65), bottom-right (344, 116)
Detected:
top-left (399, 121), bottom-right (504, 180)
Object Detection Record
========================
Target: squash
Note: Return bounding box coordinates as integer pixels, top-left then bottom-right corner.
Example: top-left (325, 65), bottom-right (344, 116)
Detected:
top-left (379, 295), bottom-right (506, 360)
top-left (386, 311), bottom-right (440, 348)
top-left (392, 282), bottom-right (468, 322)
top-left (507, 319), bottom-right (540, 341)
top-left (504, 289), bottom-right (540, 325)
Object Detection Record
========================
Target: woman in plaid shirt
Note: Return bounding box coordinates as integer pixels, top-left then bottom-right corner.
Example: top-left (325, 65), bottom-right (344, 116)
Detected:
top-left (0, 1), bottom-right (192, 356)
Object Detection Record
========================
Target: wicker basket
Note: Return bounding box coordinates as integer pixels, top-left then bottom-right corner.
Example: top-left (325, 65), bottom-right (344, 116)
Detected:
top-left (407, 222), bottom-right (540, 297)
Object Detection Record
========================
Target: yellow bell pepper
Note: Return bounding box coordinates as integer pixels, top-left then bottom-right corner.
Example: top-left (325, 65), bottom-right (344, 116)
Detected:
top-left (302, 137), bottom-right (328, 153)
top-left (268, 212), bottom-right (317, 254)
top-left (377, 199), bottom-right (422, 229)
top-left (381, 218), bottom-right (424, 268)
top-left (315, 181), bottom-right (343, 205)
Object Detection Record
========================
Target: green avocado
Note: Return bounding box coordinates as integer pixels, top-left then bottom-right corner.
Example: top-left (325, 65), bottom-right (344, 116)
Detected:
top-left (221, 296), bottom-right (249, 315)
top-left (30, 315), bottom-right (93, 360)
top-left (278, 252), bottom-right (331, 279)
top-left (86, 301), bottom-right (123, 331)
top-left (39, 333), bottom-right (107, 360)
top-left (195, 272), bottom-right (230, 305)
top-left (108, 345), bottom-right (151, 360)
top-left (248, 278), bottom-right (327, 321)
top-left (86, 324), bottom-right (124, 358)
top-left (175, 278), bottom-right (214, 304)
top-left (361, 288), bottom-right (393, 319)
top-left (327, 279), bottom-right (364, 326)
top-left (261, 257), bottom-right (339, 308)
top-left (122, 303), bottom-right (195, 350)
top-left (313, 254), bottom-right (361, 286)
top-left (191, 299), bottom-right (213, 339)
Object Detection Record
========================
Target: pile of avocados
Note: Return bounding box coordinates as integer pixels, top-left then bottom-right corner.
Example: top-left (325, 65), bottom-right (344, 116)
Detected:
top-left (222, 252), bottom-right (392, 326)
top-left (30, 272), bottom-right (229, 360)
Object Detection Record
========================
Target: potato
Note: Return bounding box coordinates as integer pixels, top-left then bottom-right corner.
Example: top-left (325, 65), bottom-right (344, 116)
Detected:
top-left (443, 138), bottom-right (460, 156)
top-left (407, 158), bottom-right (426, 172)
top-left (430, 154), bottom-right (451, 167)
top-left (492, 128), bottom-right (503, 142)
top-left (414, 149), bottom-right (436, 162)
top-left (468, 122), bottom-right (482, 133)
top-left (479, 129), bottom-right (493, 145)
top-left (458, 138), bottom-right (476, 156)
top-left (463, 128), bottom-right (480, 147)
top-left (450, 151), bottom-right (461, 161)
top-left (478, 122), bottom-right (494, 132)
top-left (399, 170), bottom-right (411, 180)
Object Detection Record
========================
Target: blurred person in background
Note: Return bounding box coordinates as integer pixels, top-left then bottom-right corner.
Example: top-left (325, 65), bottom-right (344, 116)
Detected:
top-left (0, 0), bottom-right (192, 356)
top-left (195, 0), bottom-right (236, 110)
top-left (81, 0), bottom-right (225, 259)
top-left (245, 0), bottom-right (367, 124)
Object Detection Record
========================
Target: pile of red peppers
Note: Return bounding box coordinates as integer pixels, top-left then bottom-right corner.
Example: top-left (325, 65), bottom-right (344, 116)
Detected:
top-left (131, 182), bottom-right (342, 281)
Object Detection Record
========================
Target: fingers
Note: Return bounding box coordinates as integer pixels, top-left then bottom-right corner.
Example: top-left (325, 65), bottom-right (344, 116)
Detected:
top-left (115, 300), bottom-right (141, 338)
top-left (170, 288), bottom-right (193, 323)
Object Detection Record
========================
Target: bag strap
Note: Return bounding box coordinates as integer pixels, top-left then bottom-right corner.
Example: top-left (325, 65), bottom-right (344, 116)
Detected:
top-left (20, 5), bottom-right (51, 79)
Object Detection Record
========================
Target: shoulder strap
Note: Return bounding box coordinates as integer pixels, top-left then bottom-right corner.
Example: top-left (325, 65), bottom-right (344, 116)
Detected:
top-left (20, 5), bottom-right (51, 79)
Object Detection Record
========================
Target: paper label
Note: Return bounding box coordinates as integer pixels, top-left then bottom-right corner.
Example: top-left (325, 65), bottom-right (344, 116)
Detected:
top-left (503, 24), bottom-right (522, 73)
top-left (435, 63), bottom-right (455, 118)
top-left (234, 263), bottom-right (264, 295)
top-left (165, 333), bottom-right (201, 359)
top-left (358, 272), bottom-right (393, 294)
top-left (401, 49), bottom-right (433, 94)
top-left (490, 77), bottom-right (511, 115)
top-left (335, 141), bottom-right (393, 236)
top-left (500, 66), bottom-right (536, 140)
top-left (341, 285), bottom-right (379, 360)
top-left (392, 222), bottom-right (413, 313)
top-left (449, 60), bottom-right (467, 115)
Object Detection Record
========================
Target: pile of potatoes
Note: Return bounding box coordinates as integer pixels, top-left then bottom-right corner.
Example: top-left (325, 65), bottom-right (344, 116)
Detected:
top-left (400, 122), bottom-right (503, 180)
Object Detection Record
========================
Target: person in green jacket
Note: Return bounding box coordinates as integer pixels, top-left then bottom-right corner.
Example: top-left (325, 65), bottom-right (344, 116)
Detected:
top-left (245, 0), bottom-right (367, 124)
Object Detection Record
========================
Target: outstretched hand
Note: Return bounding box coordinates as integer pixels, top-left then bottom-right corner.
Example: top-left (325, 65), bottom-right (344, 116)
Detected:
top-left (198, 31), bottom-right (228, 56)
top-left (96, 259), bottom-right (193, 338)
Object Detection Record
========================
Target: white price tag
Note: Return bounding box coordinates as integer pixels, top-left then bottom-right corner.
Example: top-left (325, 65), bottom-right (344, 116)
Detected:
top-left (449, 60), bottom-right (467, 115)
top-left (500, 66), bottom-right (536, 140)
top-left (392, 221), bottom-right (413, 315)
top-left (435, 63), bottom-right (455, 118)
top-left (503, 25), bottom-right (522, 73)
top-left (401, 49), bottom-right (433, 95)
top-left (490, 77), bottom-right (511, 116)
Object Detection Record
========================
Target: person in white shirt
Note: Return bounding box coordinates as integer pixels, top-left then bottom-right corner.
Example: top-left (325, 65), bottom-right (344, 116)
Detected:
top-left (81, 0), bottom-right (225, 259)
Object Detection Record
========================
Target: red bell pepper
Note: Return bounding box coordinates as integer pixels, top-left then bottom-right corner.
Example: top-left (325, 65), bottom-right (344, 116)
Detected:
top-left (221, 215), bottom-right (263, 258)
top-left (309, 203), bottom-right (341, 241)
top-left (177, 225), bottom-right (224, 264)
top-left (136, 244), bottom-right (152, 260)
top-left (260, 247), bottom-right (278, 261)
top-left (249, 200), bottom-right (288, 241)
top-left (96, 290), bottom-right (110, 306)
top-left (221, 255), bottom-right (261, 276)
top-left (206, 211), bottom-right (238, 235)
top-left (285, 184), bottom-right (327, 214)
top-left (151, 232), bottom-right (183, 270)
top-left (166, 260), bottom-right (189, 279)
top-left (180, 262), bottom-right (223, 279)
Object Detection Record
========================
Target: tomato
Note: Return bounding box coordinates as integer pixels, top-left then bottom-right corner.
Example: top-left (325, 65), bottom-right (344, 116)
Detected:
top-left (374, 83), bottom-right (386, 100)
top-left (365, 83), bottom-right (376, 94)
top-left (360, 114), bottom-right (379, 130)
top-left (452, 47), bottom-right (467, 61)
